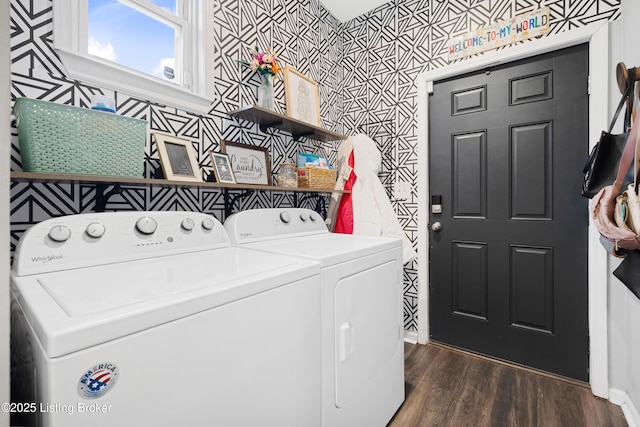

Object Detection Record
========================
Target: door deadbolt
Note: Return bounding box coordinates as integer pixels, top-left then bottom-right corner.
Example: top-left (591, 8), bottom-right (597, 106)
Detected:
top-left (431, 195), bottom-right (442, 214)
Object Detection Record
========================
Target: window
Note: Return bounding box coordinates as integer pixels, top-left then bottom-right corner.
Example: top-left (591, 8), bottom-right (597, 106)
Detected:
top-left (53, 0), bottom-right (213, 113)
top-left (88, 0), bottom-right (179, 83)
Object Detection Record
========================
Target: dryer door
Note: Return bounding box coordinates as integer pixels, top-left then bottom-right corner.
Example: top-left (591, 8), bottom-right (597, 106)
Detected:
top-left (334, 260), bottom-right (401, 407)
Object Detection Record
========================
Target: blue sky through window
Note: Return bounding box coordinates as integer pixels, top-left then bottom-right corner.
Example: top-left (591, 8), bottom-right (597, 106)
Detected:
top-left (88, 0), bottom-right (177, 81)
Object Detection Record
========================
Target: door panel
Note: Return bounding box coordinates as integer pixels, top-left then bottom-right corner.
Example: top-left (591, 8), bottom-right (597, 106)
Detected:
top-left (429, 44), bottom-right (589, 381)
top-left (453, 86), bottom-right (487, 115)
top-left (510, 71), bottom-right (553, 104)
top-left (509, 245), bottom-right (554, 333)
top-left (453, 131), bottom-right (487, 218)
top-left (452, 241), bottom-right (488, 320)
top-left (511, 122), bottom-right (552, 218)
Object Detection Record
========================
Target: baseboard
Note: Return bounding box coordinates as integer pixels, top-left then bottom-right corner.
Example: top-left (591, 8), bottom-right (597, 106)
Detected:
top-left (610, 388), bottom-right (640, 427)
top-left (404, 330), bottom-right (418, 344)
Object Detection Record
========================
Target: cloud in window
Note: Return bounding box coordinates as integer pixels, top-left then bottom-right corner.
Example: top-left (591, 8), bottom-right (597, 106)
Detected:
top-left (153, 58), bottom-right (176, 80)
top-left (88, 36), bottom-right (117, 62)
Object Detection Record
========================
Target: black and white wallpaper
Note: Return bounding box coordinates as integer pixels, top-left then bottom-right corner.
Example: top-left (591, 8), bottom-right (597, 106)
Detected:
top-left (9, 0), bottom-right (619, 331)
top-left (340, 0), bottom-right (619, 330)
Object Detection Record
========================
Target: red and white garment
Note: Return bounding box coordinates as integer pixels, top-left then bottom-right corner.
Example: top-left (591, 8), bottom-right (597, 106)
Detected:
top-left (328, 134), bottom-right (417, 264)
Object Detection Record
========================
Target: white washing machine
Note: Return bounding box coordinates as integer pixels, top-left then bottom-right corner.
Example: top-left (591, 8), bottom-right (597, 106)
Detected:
top-left (10, 211), bottom-right (322, 427)
top-left (224, 208), bottom-right (405, 427)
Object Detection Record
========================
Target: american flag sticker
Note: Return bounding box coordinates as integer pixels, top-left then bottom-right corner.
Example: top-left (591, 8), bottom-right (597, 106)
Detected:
top-left (77, 362), bottom-right (119, 399)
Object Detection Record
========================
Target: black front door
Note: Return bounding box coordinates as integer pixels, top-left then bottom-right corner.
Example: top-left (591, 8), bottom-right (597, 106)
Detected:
top-left (428, 44), bottom-right (589, 381)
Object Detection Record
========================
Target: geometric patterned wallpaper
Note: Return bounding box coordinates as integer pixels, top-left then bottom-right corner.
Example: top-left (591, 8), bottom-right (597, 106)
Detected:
top-left (9, 0), bottom-right (343, 254)
top-left (9, 0), bottom-right (343, 244)
top-left (341, 0), bottom-right (620, 331)
top-left (9, 0), bottom-right (620, 331)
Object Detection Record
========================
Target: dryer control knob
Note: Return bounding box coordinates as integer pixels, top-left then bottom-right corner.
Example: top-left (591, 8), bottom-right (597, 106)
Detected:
top-left (201, 218), bottom-right (215, 231)
top-left (48, 225), bottom-right (71, 242)
top-left (279, 211), bottom-right (291, 224)
top-left (299, 213), bottom-right (308, 222)
top-left (85, 222), bottom-right (106, 238)
top-left (309, 213), bottom-right (318, 222)
top-left (135, 217), bottom-right (157, 235)
top-left (181, 218), bottom-right (195, 231)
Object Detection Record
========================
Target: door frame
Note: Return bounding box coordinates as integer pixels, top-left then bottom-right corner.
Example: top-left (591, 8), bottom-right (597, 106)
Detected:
top-left (416, 22), bottom-right (610, 398)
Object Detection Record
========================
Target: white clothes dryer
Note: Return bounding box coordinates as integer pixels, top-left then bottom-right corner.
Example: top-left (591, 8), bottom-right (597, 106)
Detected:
top-left (10, 211), bottom-right (321, 427)
top-left (224, 208), bottom-right (405, 427)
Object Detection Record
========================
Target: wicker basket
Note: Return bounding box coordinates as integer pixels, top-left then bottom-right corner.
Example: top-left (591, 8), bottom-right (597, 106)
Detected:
top-left (13, 98), bottom-right (147, 178)
top-left (297, 167), bottom-right (336, 190)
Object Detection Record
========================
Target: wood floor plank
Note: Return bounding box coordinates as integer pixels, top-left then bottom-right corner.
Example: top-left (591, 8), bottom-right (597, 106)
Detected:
top-left (387, 343), bottom-right (627, 427)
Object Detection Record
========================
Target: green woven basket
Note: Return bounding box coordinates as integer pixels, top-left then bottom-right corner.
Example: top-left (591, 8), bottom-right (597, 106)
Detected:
top-left (13, 98), bottom-right (147, 178)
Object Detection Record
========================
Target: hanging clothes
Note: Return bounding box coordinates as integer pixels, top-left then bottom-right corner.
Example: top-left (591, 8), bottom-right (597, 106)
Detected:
top-left (333, 150), bottom-right (356, 234)
top-left (328, 134), bottom-right (417, 264)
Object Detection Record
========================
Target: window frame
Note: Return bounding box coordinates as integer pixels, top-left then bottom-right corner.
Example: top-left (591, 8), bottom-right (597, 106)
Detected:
top-left (52, 0), bottom-right (213, 113)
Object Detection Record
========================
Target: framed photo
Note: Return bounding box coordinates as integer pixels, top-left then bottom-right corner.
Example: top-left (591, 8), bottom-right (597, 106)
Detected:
top-left (209, 151), bottom-right (236, 184)
top-left (283, 66), bottom-right (321, 127)
top-left (221, 140), bottom-right (272, 186)
top-left (153, 132), bottom-right (202, 182)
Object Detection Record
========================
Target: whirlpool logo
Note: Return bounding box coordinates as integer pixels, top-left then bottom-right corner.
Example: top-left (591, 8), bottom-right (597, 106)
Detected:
top-left (31, 254), bottom-right (63, 264)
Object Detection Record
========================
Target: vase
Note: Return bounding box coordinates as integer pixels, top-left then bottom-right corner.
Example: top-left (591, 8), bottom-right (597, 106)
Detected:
top-left (257, 74), bottom-right (274, 110)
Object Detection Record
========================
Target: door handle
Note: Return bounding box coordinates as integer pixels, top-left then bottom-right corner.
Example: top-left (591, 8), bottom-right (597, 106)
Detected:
top-left (431, 221), bottom-right (443, 231)
top-left (339, 322), bottom-right (355, 363)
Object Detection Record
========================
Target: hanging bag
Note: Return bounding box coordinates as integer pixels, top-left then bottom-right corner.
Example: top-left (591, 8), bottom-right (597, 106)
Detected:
top-left (614, 184), bottom-right (640, 233)
top-left (591, 108), bottom-right (640, 251)
top-left (613, 247), bottom-right (640, 298)
top-left (582, 67), bottom-right (636, 198)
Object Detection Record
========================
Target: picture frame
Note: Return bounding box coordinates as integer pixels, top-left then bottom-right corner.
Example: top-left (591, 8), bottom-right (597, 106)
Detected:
top-left (209, 151), bottom-right (236, 184)
top-left (283, 66), bottom-right (322, 127)
top-left (153, 132), bottom-right (202, 182)
top-left (221, 140), bottom-right (272, 186)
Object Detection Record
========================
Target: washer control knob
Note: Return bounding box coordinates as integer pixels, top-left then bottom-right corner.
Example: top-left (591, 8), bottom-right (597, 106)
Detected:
top-left (85, 222), bottom-right (106, 238)
top-left (279, 211), bottom-right (291, 224)
top-left (181, 218), bottom-right (195, 231)
top-left (135, 217), bottom-right (157, 235)
top-left (201, 218), bottom-right (215, 231)
top-left (309, 213), bottom-right (318, 222)
top-left (48, 225), bottom-right (71, 242)
top-left (299, 213), bottom-right (308, 222)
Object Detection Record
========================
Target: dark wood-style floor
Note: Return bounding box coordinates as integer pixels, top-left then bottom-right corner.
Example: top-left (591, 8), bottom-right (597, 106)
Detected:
top-left (388, 342), bottom-right (627, 427)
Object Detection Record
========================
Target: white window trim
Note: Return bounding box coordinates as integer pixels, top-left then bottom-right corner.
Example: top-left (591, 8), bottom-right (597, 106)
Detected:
top-left (52, 0), bottom-right (213, 113)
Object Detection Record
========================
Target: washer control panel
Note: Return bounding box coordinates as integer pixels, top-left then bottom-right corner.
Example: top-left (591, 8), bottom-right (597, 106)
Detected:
top-left (13, 211), bottom-right (228, 276)
top-left (225, 208), bottom-right (327, 244)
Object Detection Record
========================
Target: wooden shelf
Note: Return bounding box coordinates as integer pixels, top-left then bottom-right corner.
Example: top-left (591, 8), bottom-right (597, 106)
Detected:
top-left (12, 171), bottom-right (347, 215)
top-left (10, 171), bottom-right (347, 194)
top-left (227, 105), bottom-right (346, 142)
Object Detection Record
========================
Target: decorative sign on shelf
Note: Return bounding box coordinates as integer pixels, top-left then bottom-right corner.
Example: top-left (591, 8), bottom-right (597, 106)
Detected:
top-left (221, 140), bottom-right (272, 186)
top-left (448, 7), bottom-right (549, 61)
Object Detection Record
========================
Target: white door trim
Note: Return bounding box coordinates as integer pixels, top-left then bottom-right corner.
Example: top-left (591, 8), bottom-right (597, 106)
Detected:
top-left (416, 21), bottom-right (610, 398)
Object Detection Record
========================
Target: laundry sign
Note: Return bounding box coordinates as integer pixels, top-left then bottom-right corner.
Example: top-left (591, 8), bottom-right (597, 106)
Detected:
top-left (448, 7), bottom-right (550, 61)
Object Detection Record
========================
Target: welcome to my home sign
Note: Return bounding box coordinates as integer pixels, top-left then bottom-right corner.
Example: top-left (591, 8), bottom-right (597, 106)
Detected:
top-left (448, 7), bottom-right (550, 61)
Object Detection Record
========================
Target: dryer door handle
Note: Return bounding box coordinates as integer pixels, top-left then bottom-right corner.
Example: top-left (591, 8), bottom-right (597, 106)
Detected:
top-left (339, 322), bottom-right (355, 363)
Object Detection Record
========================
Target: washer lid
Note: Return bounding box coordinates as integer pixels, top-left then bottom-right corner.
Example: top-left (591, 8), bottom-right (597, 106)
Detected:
top-left (11, 247), bottom-right (320, 358)
top-left (238, 233), bottom-right (402, 267)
